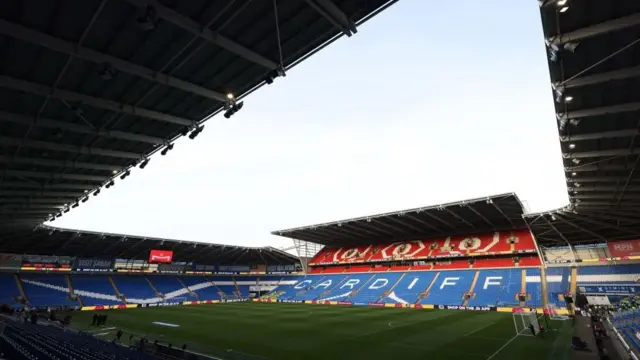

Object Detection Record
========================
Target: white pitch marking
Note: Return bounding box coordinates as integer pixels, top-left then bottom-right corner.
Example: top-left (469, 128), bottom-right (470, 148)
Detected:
top-left (152, 322), bottom-right (180, 328)
top-left (485, 334), bottom-right (519, 360)
top-left (388, 321), bottom-right (393, 328)
top-left (87, 327), bottom-right (115, 333)
top-left (94, 332), bottom-right (111, 336)
top-left (464, 320), bottom-right (499, 336)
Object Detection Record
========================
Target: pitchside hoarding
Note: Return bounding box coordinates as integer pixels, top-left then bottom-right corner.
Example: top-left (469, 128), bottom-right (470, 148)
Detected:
top-left (148, 250), bottom-right (174, 263)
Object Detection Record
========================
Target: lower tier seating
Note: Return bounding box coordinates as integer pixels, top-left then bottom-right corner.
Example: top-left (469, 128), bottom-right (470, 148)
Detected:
top-left (0, 273), bottom-right (22, 306)
top-left (1, 319), bottom-right (156, 360)
top-left (20, 274), bottom-right (78, 308)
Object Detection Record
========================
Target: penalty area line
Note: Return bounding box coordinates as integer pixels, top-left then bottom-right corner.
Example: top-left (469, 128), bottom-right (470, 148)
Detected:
top-left (485, 333), bottom-right (519, 360)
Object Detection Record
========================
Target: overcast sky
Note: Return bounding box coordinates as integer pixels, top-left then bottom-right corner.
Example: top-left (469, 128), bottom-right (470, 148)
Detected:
top-left (49, 1), bottom-right (568, 249)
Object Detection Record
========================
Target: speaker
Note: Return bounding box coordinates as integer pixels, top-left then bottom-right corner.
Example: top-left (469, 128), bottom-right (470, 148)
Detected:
top-left (518, 294), bottom-right (527, 302)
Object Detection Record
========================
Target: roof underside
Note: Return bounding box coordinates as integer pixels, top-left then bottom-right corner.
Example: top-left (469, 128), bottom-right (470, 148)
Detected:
top-left (528, 0), bottom-right (640, 246)
top-left (272, 193), bottom-right (529, 246)
top-left (0, 225), bottom-right (298, 264)
top-left (0, 0), bottom-right (395, 228)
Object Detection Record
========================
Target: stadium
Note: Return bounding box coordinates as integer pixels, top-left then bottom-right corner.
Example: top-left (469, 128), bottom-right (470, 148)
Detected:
top-left (1, 0), bottom-right (640, 360)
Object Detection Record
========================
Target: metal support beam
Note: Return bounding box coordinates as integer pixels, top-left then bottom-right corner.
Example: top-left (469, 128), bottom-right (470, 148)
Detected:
top-left (0, 20), bottom-right (227, 103)
top-left (0, 154), bottom-right (121, 172)
top-left (123, 0), bottom-right (278, 69)
top-left (570, 185), bottom-right (640, 193)
top-left (548, 13), bottom-right (640, 45)
top-left (569, 176), bottom-right (637, 183)
top-left (1, 204), bottom-right (63, 211)
top-left (554, 65), bottom-right (640, 90)
top-left (569, 148), bottom-right (640, 159)
top-left (0, 110), bottom-right (165, 145)
top-left (304, 0), bottom-right (356, 36)
top-left (4, 169), bottom-right (105, 182)
top-left (574, 201), bottom-right (640, 209)
top-left (0, 190), bottom-right (83, 198)
top-left (1, 182), bottom-right (95, 191)
top-left (423, 211), bottom-right (456, 229)
top-left (575, 193), bottom-right (640, 200)
top-left (541, 216), bottom-right (578, 263)
top-left (404, 213), bottom-right (444, 232)
top-left (0, 135), bottom-right (140, 160)
top-left (0, 75), bottom-right (193, 126)
top-left (567, 163), bottom-right (634, 172)
top-left (563, 212), bottom-right (640, 236)
top-left (554, 213), bottom-right (607, 242)
top-left (490, 200), bottom-right (516, 227)
top-left (466, 203), bottom-right (495, 229)
top-left (444, 208), bottom-right (476, 228)
top-left (0, 198), bottom-right (72, 205)
top-left (387, 215), bottom-right (433, 234)
top-left (561, 129), bottom-right (640, 142)
top-left (558, 102), bottom-right (640, 122)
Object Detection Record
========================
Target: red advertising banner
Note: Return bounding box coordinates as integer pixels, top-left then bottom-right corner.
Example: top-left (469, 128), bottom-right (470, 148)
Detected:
top-left (608, 240), bottom-right (640, 258)
top-left (149, 250), bottom-right (173, 263)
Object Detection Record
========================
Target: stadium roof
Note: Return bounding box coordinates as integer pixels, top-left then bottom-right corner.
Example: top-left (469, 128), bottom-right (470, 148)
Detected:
top-left (272, 193), bottom-right (529, 246)
top-left (527, 1), bottom-right (640, 246)
top-left (0, 225), bottom-right (298, 264)
top-left (0, 0), bottom-right (396, 228)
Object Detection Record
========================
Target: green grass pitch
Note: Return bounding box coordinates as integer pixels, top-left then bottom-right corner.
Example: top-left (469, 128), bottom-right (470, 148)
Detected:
top-left (66, 302), bottom-right (574, 360)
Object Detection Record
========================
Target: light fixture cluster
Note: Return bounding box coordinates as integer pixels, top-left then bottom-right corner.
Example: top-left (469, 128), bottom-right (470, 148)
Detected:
top-left (224, 93), bottom-right (244, 119)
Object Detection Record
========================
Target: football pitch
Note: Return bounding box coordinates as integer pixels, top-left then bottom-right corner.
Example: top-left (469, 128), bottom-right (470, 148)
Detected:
top-left (67, 302), bottom-right (574, 360)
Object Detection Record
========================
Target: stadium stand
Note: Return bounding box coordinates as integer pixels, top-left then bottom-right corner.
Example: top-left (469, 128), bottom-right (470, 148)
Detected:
top-left (71, 275), bottom-right (122, 305)
top-left (179, 277), bottom-right (221, 301)
top-left (0, 273), bottom-right (23, 307)
top-left (0, 320), bottom-right (156, 360)
top-left (19, 274), bottom-right (78, 308)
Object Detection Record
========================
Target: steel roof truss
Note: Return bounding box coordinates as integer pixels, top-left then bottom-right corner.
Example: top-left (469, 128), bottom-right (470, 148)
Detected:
top-left (0, 75), bottom-right (193, 126)
top-left (123, 0), bottom-right (278, 69)
top-left (0, 135), bottom-right (140, 160)
top-left (548, 13), bottom-right (640, 46)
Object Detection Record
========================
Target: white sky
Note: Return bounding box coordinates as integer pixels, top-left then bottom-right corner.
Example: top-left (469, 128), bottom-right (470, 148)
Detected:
top-left (49, 1), bottom-right (569, 249)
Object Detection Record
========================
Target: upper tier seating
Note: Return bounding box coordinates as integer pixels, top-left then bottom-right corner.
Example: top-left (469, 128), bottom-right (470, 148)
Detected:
top-left (1, 319), bottom-right (156, 360)
top-left (20, 274), bottom-right (78, 308)
top-left (112, 276), bottom-right (158, 304)
top-left (71, 275), bottom-right (122, 305)
top-left (0, 273), bottom-right (22, 306)
top-left (310, 229), bottom-right (537, 266)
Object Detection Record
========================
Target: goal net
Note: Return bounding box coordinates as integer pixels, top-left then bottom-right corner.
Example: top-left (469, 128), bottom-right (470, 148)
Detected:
top-left (513, 310), bottom-right (540, 336)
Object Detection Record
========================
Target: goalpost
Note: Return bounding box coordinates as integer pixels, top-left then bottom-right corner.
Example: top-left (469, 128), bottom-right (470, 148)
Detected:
top-left (513, 309), bottom-right (540, 336)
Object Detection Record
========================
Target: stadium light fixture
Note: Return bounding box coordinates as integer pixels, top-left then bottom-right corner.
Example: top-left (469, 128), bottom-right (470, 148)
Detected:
top-left (72, 202), bottom-right (79, 209)
top-left (139, 158), bottom-right (150, 169)
top-left (568, 143), bottom-right (576, 149)
top-left (564, 42), bottom-right (579, 53)
top-left (559, 6), bottom-right (569, 12)
top-left (224, 101), bottom-right (244, 119)
top-left (93, 189), bottom-right (101, 196)
top-left (572, 158), bottom-right (580, 164)
top-left (112, 169), bottom-right (117, 174)
top-left (574, 182), bottom-right (581, 187)
top-left (557, 0), bottom-right (567, 5)
top-left (120, 170), bottom-right (131, 180)
top-left (227, 93), bottom-right (235, 100)
top-left (571, 172), bottom-right (576, 176)
top-left (82, 197), bottom-right (88, 203)
top-left (188, 126), bottom-right (204, 140)
top-left (105, 180), bottom-right (115, 189)
top-left (99, 63), bottom-right (116, 80)
top-left (137, 5), bottom-right (158, 31)
top-left (161, 143), bottom-right (174, 155)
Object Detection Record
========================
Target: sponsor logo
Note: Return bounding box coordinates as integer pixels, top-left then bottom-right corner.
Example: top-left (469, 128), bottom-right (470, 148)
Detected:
top-left (436, 305), bottom-right (492, 311)
top-left (337, 301), bottom-right (352, 305)
top-left (368, 302), bottom-right (384, 307)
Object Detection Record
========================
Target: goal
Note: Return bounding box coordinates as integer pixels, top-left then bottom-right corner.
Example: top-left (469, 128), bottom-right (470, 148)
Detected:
top-left (513, 309), bottom-right (540, 336)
